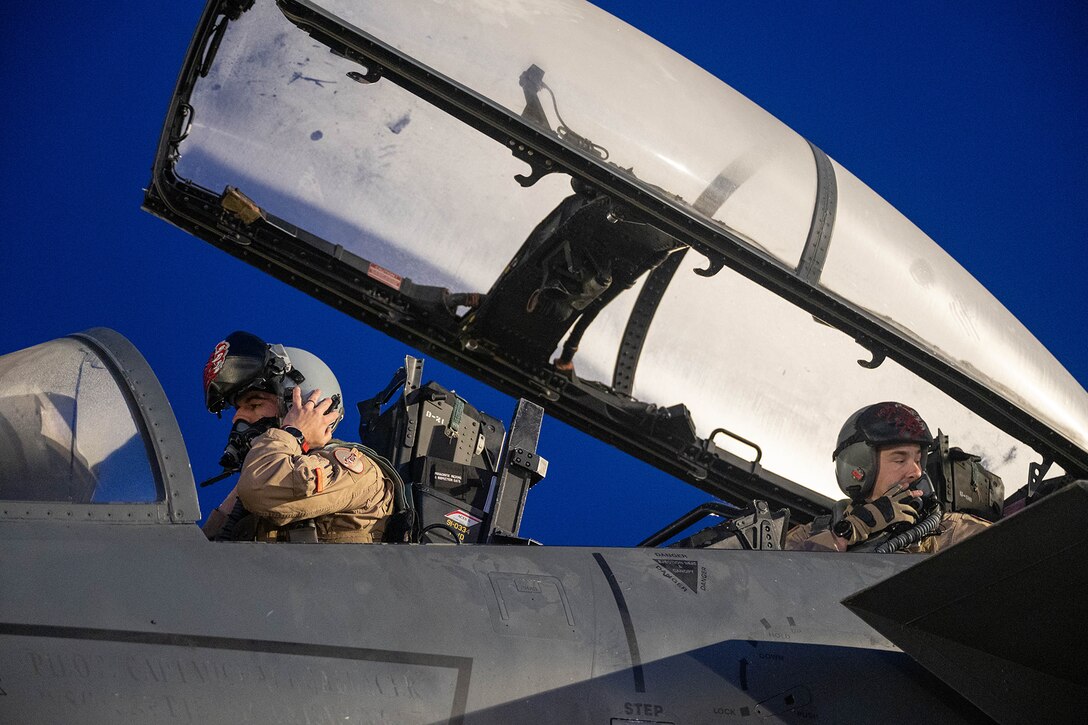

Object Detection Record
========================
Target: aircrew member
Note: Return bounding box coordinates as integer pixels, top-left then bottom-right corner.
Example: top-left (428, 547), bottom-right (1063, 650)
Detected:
top-left (785, 402), bottom-right (991, 552)
top-left (201, 331), bottom-right (393, 543)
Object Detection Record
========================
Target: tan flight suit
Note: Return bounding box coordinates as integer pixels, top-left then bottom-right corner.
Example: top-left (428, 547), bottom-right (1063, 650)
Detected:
top-left (785, 510), bottom-right (991, 553)
top-left (235, 428), bottom-right (394, 543)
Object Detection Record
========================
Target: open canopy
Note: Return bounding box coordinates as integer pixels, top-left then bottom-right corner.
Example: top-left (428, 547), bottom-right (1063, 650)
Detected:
top-left (146, 0), bottom-right (1087, 516)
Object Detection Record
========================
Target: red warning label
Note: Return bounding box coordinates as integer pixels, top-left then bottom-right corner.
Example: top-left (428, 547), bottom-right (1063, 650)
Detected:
top-left (367, 262), bottom-right (403, 290)
top-left (445, 509), bottom-right (482, 528)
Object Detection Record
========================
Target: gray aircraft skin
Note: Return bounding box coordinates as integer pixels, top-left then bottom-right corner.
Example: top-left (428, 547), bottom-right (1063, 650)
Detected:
top-left (2, 1), bottom-right (1087, 723)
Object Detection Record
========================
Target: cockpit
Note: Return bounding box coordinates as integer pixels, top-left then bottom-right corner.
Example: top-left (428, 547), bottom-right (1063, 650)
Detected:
top-left (0, 328), bottom-right (1056, 553)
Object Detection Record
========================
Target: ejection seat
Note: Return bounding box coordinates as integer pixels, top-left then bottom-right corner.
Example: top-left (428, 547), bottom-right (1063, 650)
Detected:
top-left (358, 356), bottom-right (545, 544)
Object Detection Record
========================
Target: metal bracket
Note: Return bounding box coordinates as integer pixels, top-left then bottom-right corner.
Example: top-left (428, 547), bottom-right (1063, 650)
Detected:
top-left (693, 254), bottom-right (725, 277)
top-left (705, 427), bottom-right (763, 474)
top-left (328, 39), bottom-right (384, 84)
top-left (488, 399), bottom-right (547, 540)
top-left (401, 355), bottom-right (424, 449)
top-left (1028, 458), bottom-right (1054, 498)
top-left (856, 343), bottom-right (887, 369)
top-left (508, 446), bottom-right (548, 485)
top-left (404, 355), bottom-right (423, 394)
top-left (511, 142), bottom-right (557, 188)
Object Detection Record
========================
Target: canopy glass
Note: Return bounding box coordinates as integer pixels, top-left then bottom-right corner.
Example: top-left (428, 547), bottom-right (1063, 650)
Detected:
top-left (166, 0), bottom-right (1085, 499)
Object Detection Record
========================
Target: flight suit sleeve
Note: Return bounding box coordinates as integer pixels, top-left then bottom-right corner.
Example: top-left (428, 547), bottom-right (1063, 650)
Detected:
top-left (235, 429), bottom-right (382, 525)
top-left (934, 511), bottom-right (992, 550)
top-left (784, 522), bottom-right (842, 552)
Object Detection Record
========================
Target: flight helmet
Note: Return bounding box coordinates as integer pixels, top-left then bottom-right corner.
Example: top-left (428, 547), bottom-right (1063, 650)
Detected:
top-left (202, 332), bottom-right (343, 434)
top-left (832, 402), bottom-right (932, 501)
top-left (203, 331), bottom-right (294, 415)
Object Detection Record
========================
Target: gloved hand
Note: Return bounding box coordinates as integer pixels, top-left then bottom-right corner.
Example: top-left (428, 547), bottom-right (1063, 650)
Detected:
top-left (836, 488), bottom-right (921, 545)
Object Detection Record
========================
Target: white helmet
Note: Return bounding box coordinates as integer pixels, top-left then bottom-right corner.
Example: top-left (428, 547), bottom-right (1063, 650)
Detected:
top-left (282, 346), bottom-right (345, 435)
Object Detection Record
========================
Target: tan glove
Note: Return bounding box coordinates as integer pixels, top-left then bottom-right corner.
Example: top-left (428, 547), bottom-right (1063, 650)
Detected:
top-left (836, 489), bottom-right (920, 545)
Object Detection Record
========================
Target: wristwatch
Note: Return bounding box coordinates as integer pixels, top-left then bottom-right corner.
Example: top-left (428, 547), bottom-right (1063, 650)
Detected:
top-left (280, 425), bottom-right (310, 453)
top-left (832, 518), bottom-right (854, 540)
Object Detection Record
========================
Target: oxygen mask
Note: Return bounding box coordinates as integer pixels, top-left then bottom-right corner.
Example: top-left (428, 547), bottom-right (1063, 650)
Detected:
top-left (909, 472), bottom-right (938, 510)
top-left (218, 417), bottom-right (277, 471)
top-left (887, 472), bottom-right (938, 517)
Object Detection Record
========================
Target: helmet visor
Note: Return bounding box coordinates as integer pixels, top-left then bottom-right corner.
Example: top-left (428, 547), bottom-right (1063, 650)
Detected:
top-left (203, 331), bottom-right (287, 413)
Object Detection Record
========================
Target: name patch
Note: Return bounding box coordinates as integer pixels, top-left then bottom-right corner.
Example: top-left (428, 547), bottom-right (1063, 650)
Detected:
top-left (334, 447), bottom-right (366, 474)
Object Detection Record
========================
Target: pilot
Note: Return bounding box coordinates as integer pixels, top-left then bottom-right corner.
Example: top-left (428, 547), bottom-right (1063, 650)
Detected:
top-left (785, 402), bottom-right (991, 553)
top-left (201, 331), bottom-right (393, 543)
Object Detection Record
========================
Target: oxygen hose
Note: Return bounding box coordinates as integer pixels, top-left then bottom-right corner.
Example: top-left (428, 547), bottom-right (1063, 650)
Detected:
top-left (213, 498), bottom-right (250, 542)
top-left (874, 502), bottom-right (943, 553)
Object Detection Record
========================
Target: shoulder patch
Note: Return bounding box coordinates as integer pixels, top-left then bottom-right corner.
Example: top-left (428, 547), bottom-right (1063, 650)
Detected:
top-left (334, 446), bottom-right (366, 474)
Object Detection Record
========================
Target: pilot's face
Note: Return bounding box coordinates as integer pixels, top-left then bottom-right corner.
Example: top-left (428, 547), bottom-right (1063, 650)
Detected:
top-left (232, 390), bottom-right (280, 424)
top-left (869, 444), bottom-right (923, 501)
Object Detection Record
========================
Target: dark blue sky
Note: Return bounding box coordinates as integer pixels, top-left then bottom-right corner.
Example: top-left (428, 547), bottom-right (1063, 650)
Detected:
top-left (2, 2), bottom-right (1085, 544)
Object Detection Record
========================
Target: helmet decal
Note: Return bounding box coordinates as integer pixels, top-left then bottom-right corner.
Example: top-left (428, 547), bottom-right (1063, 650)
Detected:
top-left (873, 402), bottom-right (928, 440)
top-left (202, 331), bottom-right (279, 414)
top-left (203, 340), bottom-right (230, 393)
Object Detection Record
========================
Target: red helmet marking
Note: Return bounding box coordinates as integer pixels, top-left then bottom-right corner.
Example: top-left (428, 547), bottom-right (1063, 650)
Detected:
top-left (203, 340), bottom-right (230, 392)
top-left (851, 468), bottom-right (865, 481)
top-left (874, 403), bottom-right (927, 439)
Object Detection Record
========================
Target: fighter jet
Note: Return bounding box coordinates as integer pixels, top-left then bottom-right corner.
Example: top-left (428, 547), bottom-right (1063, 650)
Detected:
top-left (1, 1), bottom-right (1084, 722)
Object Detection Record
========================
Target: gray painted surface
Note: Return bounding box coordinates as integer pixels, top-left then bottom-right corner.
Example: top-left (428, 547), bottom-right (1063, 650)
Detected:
top-left (0, 519), bottom-right (988, 724)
